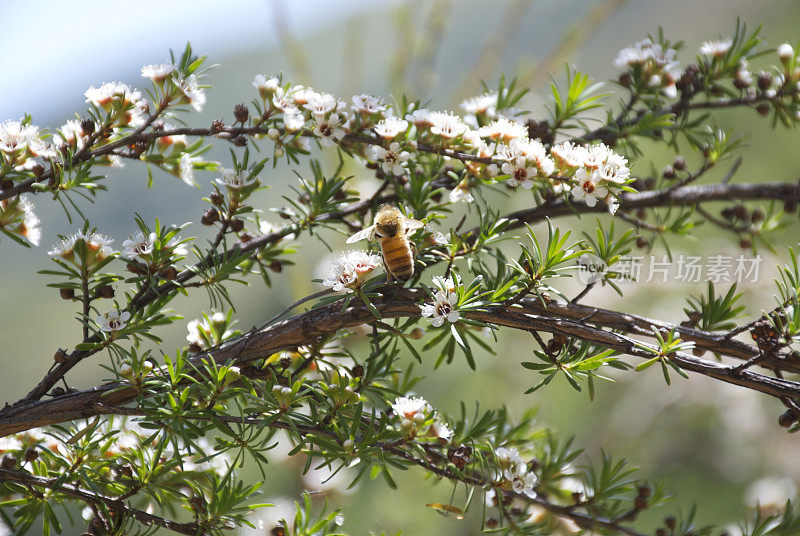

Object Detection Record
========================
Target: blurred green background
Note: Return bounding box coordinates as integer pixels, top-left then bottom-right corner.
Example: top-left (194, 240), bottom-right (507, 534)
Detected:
top-left (2, 0), bottom-right (800, 534)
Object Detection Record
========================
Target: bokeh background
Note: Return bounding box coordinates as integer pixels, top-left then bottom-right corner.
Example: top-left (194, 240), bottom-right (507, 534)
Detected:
top-left (2, 0), bottom-right (800, 534)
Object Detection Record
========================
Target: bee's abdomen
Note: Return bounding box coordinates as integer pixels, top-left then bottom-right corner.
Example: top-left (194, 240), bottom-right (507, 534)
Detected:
top-left (381, 236), bottom-right (414, 280)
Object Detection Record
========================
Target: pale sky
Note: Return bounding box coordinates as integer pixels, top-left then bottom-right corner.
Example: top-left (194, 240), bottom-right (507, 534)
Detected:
top-left (0, 0), bottom-right (398, 120)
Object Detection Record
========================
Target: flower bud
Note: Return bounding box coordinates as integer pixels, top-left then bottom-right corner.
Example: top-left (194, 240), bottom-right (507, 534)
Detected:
top-left (60, 288), bottom-right (75, 300)
top-left (408, 327), bottom-right (426, 340)
top-left (267, 128), bottom-right (280, 140)
top-left (268, 260), bottom-right (283, 273)
top-left (120, 364), bottom-right (133, 379)
top-left (778, 43), bottom-right (795, 64)
top-left (673, 156), bottom-right (686, 170)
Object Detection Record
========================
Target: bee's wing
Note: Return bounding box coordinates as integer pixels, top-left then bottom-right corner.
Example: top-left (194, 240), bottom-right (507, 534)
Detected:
top-left (346, 225), bottom-right (376, 244)
top-left (404, 218), bottom-right (425, 233)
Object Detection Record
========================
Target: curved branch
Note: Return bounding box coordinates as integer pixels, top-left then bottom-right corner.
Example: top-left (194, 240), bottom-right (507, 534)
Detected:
top-left (0, 468), bottom-right (200, 536)
top-left (2, 288), bottom-right (799, 437)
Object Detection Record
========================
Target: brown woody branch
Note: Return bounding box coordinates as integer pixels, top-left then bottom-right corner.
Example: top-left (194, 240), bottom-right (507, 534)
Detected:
top-left (2, 288), bottom-right (799, 438)
top-left (0, 468), bottom-right (201, 536)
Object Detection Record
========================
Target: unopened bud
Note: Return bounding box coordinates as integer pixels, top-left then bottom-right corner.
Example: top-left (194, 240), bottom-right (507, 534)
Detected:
top-left (756, 103), bottom-right (771, 116)
top-left (209, 192), bottom-right (223, 206)
top-left (1, 455), bottom-right (17, 469)
top-left (408, 327), bottom-right (426, 340)
top-left (269, 260), bottom-right (283, 273)
top-left (267, 128), bottom-right (280, 140)
top-left (618, 72), bottom-right (633, 88)
top-left (59, 288), bottom-right (75, 300)
top-left (662, 165), bottom-right (676, 179)
top-left (778, 43), bottom-right (795, 64)
top-left (188, 342), bottom-right (202, 354)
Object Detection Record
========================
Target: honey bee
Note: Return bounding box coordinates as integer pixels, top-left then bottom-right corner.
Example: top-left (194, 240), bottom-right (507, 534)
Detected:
top-left (346, 205), bottom-right (424, 281)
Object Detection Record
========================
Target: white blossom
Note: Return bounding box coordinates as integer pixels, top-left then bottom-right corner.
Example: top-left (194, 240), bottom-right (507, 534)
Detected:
top-left (215, 168), bottom-right (257, 189)
top-left (85, 82), bottom-right (142, 109)
top-left (283, 110), bottom-right (306, 132)
top-left (368, 141), bottom-right (410, 175)
top-left (121, 231), bottom-right (156, 259)
top-left (551, 141), bottom-right (589, 171)
top-left (501, 156), bottom-right (534, 189)
top-left (406, 108), bottom-right (436, 129)
top-left (351, 93), bottom-right (387, 115)
top-left (391, 396), bottom-right (432, 425)
top-left (699, 39), bottom-right (733, 58)
top-left (0, 195), bottom-right (41, 247)
top-left (141, 63), bottom-right (176, 82)
top-left (571, 168), bottom-right (608, 207)
top-left (178, 153), bottom-right (197, 187)
top-left (177, 75), bottom-right (206, 111)
top-left (510, 470), bottom-right (537, 498)
top-left (252, 74), bottom-right (280, 97)
top-left (303, 92), bottom-right (338, 117)
top-left (449, 179), bottom-right (474, 203)
top-left (478, 117), bottom-right (527, 142)
top-left (373, 116), bottom-right (409, 139)
top-left (95, 310), bottom-right (131, 332)
top-left (461, 91), bottom-right (498, 117)
top-left (321, 251), bottom-right (382, 291)
top-left (420, 290), bottom-right (459, 327)
top-left (429, 112), bottom-right (468, 139)
top-left (312, 113), bottom-right (346, 147)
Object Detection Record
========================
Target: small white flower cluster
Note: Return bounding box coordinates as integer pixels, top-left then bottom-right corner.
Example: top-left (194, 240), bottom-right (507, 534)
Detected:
top-left (0, 194), bottom-right (40, 246)
top-left (85, 81), bottom-right (149, 128)
top-left (391, 395), bottom-right (453, 441)
top-left (551, 141), bottom-right (630, 212)
top-left (614, 38), bottom-right (681, 98)
top-left (321, 250), bottom-right (383, 292)
top-left (48, 229), bottom-right (115, 266)
top-left (0, 119), bottom-right (58, 172)
top-left (495, 446), bottom-right (537, 498)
